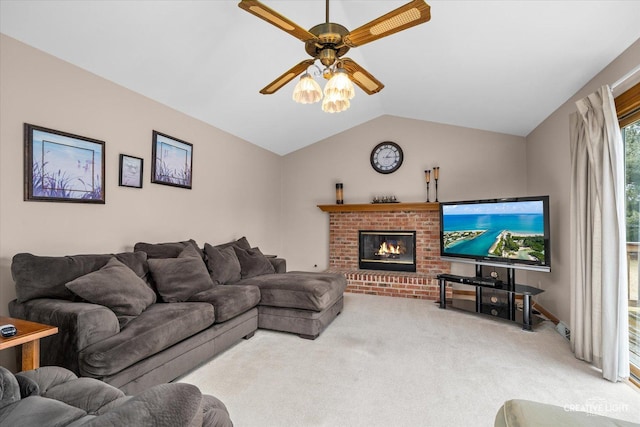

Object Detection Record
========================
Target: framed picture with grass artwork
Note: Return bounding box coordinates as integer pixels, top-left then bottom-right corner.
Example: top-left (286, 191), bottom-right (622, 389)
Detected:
top-left (24, 123), bottom-right (106, 203)
top-left (151, 131), bottom-right (193, 189)
top-left (119, 154), bottom-right (143, 188)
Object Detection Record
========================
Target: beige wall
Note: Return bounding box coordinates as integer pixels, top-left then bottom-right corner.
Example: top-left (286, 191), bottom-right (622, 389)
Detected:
top-left (525, 38), bottom-right (640, 327)
top-left (0, 35), bottom-right (283, 368)
top-left (280, 115), bottom-right (528, 277)
top-left (3, 29), bottom-right (638, 369)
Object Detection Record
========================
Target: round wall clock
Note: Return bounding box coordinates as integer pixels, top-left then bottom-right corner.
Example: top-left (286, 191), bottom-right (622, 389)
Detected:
top-left (370, 141), bottom-right (403, 174)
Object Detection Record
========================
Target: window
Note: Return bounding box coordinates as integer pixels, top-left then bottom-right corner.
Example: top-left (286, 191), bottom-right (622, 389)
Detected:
top-left (616, 81), bottom-right (640, 385)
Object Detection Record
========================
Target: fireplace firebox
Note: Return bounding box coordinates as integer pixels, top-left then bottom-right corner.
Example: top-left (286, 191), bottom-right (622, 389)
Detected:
top-left (358, 230), bottom-right (417, 272)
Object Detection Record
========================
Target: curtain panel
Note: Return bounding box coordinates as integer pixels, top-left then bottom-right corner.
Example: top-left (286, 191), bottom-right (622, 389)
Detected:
top-left (569, 85), bottom-right (629, 382)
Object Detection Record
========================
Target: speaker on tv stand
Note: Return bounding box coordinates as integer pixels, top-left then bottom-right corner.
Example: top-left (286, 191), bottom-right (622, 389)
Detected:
top-left (479, 288), bottom-right (510, 319)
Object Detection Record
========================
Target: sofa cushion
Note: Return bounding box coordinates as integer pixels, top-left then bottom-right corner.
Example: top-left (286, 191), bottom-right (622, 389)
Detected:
top-left (87, 383), bottom-right (204, 427)
top-left (233, 246), bottom-right (275, 279)
top-left (0, 395), bottom-right (87, 426)
top-left (11, 252), bottom-right (149, 303)
top-left (15, 366), bottom-right (77, 395)
top-left (238, 272), bottom-right (347, 311)
top-left (79, 302), bottom-right (215, 377)
top-left (188, 285), bottom-right (261, 323)
top-left (15, 374), bottom-right (39, 398)
top-left (204, 244), bottom-right (241, 285)
top-left (65, 257), bottom-right (156, 316)
top-left (44, 377), bottom-right (125, 415)
top-left (148, 245), bottom-right (214, 303)
top-left (0, 366), bottom-right (21, 409)
top-left (133, 238), bottom-right (204, 259)
top-left (201, 394), bottom-right (233, 427)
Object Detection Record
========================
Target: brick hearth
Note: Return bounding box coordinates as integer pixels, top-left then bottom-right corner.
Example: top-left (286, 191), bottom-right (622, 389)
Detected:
top-left (318, 203), bottom-right (451, 300)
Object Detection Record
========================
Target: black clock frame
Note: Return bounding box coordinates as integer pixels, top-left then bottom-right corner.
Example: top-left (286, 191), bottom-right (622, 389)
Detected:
top-left (370, 141), bottom-right (403, 174)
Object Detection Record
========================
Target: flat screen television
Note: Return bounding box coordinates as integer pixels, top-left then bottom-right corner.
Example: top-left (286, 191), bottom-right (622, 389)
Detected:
top-left (439, 196), bottom-right (551, 272)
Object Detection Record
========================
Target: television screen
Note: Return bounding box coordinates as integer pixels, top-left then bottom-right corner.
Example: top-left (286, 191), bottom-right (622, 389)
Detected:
top-left (439, 196), bottom-right (550, 271)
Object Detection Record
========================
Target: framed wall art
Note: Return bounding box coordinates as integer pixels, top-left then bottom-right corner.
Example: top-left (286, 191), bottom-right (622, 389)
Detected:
top-left (24, 123), bottom-right (106, 203)
top-left (119, 154), bottom-right (143, 188)
top-left (151, 130), bottom-right (193, 189)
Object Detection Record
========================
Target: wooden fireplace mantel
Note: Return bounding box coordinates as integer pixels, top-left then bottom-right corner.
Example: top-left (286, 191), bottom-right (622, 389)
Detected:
top-left (317, 202), bottom-right (439, 213)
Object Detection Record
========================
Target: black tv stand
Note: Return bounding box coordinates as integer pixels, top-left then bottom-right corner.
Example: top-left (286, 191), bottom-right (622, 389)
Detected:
top-left (437, 266), bottom-right (544, 330)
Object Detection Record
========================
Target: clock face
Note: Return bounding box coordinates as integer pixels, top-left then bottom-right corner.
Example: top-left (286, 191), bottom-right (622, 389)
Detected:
top-left (370, 142), bottom-right (403, 174)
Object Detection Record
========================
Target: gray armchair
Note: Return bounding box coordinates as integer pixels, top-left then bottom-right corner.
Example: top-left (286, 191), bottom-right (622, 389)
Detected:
top-left (0, 366), bottom-right (232, 427)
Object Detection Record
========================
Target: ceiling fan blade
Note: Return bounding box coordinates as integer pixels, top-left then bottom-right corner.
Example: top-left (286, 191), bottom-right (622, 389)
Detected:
top-left (343, 0), bottom-right (431, 48)
top-left (341, 58), bottom-right (384, 95)
top-left (238, 0), bottom-right (318, 43)
top-left (260, 59), bottom-right (316, 94)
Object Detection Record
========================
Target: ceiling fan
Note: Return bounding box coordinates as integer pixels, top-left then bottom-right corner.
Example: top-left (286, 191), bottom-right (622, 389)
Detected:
top-left (238, 0), bottom-right (431, 98)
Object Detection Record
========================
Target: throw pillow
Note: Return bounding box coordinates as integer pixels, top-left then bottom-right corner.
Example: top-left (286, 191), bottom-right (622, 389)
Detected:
top-left (203, 243), bottom-right (242, 285)
top-left (147, 245), bottom-right (214, 302)
top-left (65, 257), bottom-right (156, 316)
top-left (232, 246), bottom-right (275, 279)
top-left (213, 236), bottom-right (251, 251)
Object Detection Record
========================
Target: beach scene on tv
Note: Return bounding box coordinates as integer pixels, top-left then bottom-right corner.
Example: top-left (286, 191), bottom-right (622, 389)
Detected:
top-left (442, 201), bottom-right (546, 263)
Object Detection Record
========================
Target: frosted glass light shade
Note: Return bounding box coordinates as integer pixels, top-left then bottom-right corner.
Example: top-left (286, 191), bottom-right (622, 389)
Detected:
top-left (324, 69), bottom-right (355, 100)
top-left (292, 73), bottom-right (323, 104)
top-left (321, 92), bottom-right (350, 113)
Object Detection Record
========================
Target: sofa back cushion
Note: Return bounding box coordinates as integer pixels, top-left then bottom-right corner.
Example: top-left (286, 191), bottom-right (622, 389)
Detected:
top-left (11, 252), bottom-right (149, 304)
top-left (133, 239), bottom-right (204, 259)
top-left (212, 236), bottom-right (251, 252)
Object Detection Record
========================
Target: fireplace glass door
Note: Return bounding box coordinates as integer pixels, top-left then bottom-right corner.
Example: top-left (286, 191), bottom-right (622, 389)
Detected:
top-left (359, 231), bottom-right (417, 272)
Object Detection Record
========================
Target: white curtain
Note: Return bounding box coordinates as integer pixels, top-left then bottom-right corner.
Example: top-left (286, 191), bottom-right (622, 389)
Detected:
top-left (569, 85), bottom-right (629, 382)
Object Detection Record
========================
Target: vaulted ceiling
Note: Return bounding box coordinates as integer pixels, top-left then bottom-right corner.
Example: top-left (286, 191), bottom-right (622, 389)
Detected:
top-left (2, 1), bottom-right (640, 155)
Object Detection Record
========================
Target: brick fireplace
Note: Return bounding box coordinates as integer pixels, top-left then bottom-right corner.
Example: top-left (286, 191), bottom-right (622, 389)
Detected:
top-left (318, 202), bottom-right (451, 300)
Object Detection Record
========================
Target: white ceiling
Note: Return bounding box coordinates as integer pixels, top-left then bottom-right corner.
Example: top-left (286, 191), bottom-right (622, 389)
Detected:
top-left (2, 1), bottom-right (640, 155)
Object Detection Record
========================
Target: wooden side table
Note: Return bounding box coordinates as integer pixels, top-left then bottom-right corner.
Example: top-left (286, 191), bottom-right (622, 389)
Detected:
top-left (0, 316), bottom-right (58, 370)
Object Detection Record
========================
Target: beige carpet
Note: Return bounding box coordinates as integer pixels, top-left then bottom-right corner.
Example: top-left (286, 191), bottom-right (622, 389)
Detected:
top-left (178, 293), bottom-right (640, 426)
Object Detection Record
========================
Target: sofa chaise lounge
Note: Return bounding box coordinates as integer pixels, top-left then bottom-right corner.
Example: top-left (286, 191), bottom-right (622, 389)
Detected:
top-left (8, 237), bottom-right (346, 394)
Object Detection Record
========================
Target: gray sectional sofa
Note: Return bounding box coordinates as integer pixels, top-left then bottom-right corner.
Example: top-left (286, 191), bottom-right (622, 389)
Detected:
top-left (8, 237), bottom-right (346, 394)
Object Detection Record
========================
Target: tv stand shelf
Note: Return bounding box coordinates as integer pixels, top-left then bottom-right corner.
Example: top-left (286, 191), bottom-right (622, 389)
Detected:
top-left (437, 271), bottom-right (544, 331)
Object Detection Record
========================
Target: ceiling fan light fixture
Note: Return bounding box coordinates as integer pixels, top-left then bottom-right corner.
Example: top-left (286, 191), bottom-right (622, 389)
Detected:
top-left (292, 73), bottom-right (323, 104)
top-left (324, 68), bottom-right (355, 100)
top-left (239, 0), bottom-right (432, 111)
top-left (321, 92), bottom-right (350, 113)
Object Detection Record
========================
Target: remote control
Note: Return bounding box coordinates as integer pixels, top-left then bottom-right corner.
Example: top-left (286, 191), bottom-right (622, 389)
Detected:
top-left (0, 324), bottom-right (17, 337)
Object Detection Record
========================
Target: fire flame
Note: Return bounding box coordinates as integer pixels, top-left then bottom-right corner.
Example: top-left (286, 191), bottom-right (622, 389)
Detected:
top-left (378, 241), bottom-right (401, 255)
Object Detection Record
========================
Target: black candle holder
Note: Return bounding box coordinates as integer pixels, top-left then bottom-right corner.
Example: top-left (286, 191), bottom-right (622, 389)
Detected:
top-left (424, 170), bottom-right (431, 202)
top-left (433, 167), bottom-right (440, 202)
top-left (434, 180), bottom-right (438, 202)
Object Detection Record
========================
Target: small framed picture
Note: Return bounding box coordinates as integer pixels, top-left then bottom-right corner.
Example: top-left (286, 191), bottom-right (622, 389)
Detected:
top-left (24, 123), bottom-right (106, 203)
top-left (151, 131), bottom-right (193, 189)
top-left (119, 154), bottom-right (143, 188)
